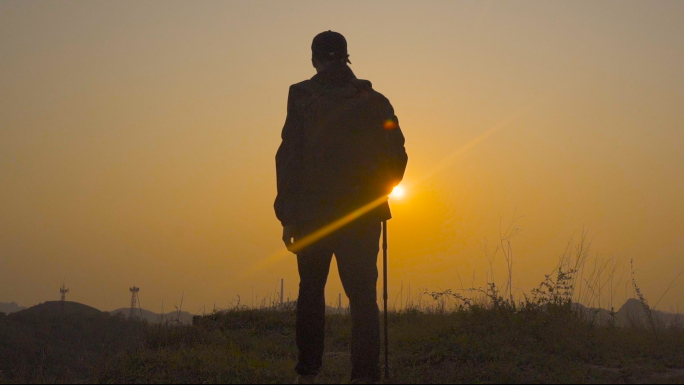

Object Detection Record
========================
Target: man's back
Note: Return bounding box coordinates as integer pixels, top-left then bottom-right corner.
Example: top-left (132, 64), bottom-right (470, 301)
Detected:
top-left (275, 61), bottom-right (407, 227)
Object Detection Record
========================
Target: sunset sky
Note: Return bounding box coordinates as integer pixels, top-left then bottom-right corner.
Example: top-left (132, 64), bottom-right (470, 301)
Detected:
top-left (1, 1), bottom-right (683, 314)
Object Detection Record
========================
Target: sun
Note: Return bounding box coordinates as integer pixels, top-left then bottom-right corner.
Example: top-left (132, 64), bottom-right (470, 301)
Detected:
top-left (390, 185), bottom-right (405, 199)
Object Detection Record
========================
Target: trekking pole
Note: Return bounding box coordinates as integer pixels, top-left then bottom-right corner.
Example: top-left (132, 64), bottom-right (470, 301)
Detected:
top-left (382, 220), bottom-right (389, 380)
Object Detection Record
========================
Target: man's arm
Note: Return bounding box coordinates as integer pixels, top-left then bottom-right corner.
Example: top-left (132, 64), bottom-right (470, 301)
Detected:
top-left (383, 102), bottom-right (409, 191)
top-left (274, 85), bottom-right (306, 227)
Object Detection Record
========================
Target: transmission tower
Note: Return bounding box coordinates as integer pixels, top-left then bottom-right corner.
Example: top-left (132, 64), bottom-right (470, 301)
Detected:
top-left (60, 282), bottom-right (69, 302)
top-left (129, 286), bottom-right (140, 319)
top-left (60, 282), bottom-right (69, 312)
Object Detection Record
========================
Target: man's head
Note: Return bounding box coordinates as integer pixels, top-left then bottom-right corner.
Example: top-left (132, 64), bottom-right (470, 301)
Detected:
top-left (311, 30), bottom-right (351, 71)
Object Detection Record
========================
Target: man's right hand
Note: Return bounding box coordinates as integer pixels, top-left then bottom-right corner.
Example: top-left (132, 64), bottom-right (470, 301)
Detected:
top-left (282, 226), bottom-right (297, 253)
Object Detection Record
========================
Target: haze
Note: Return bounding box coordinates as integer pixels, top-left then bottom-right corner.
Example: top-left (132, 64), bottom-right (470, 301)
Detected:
top-left (1, 1), bottom-right (683, 314)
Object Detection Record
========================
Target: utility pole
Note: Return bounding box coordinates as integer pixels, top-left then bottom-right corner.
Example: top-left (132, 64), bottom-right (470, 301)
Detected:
top-left (129, 286), bottom-right (140, 319)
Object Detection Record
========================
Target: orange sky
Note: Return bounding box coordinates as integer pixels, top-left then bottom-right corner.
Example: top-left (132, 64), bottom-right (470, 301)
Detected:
top-left (1, 1), bottom-right (683, 314)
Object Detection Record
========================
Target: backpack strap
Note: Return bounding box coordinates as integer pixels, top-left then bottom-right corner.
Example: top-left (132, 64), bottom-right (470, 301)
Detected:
top-left (349, 79), bottom-right (373, 95)
top-left (293, 80), bottom-right (328, 104)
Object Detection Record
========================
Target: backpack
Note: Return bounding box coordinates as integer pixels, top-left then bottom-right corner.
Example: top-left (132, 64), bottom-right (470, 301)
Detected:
top-left (289, 77), bottom-right (405, 223)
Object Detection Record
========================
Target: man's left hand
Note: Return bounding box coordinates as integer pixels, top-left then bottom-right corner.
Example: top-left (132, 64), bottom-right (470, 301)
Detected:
top-left (282, 226), bottom-right (297, 253)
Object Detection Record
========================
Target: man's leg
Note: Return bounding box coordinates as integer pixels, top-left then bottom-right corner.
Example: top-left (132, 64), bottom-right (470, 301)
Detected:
top-left (295, 240), bottom-right (334, 377)
top-left (335, 219), bottom-right (382, 382)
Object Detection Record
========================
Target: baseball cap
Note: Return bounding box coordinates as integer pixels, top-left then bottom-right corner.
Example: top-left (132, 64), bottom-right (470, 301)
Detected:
top-left (311, 30), bottom-right (351, 64)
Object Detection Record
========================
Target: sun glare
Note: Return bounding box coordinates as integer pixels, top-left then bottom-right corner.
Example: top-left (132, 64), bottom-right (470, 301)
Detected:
top-left (391, 185), bottom-right (405, 199)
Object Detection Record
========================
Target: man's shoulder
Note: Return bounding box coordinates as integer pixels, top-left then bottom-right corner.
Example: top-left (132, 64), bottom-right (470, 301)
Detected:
top-left (288, 80), bottom-right (319, 98)
top-left (290, 79), bottom-right (313, 90)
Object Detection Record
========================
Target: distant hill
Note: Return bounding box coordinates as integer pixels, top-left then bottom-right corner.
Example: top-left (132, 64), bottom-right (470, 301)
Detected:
top-left (0, 302), bottom-right (26, 314)
top-left (109, 308), bottom-right (194, 325)
top-left (573, 299), bottom-right (683, 328)
top-left (12, 301), bottom-right (102, 318)
top-left (4, 299), bottom-right (679, 328)
top-left (0, 300), bottom-right (140, 383)
top-left (616, 298), bottom-right (683, 328)
top-left (0, 300), bottom-right (193, 325)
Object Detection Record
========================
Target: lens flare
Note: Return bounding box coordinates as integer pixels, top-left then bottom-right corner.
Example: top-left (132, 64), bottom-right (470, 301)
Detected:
top-left (243, 103), bottom-right (534, 280)
top-left (383, 119), bottom-right (398, 130)
top-left (391, 185), bottom-right (405, 199)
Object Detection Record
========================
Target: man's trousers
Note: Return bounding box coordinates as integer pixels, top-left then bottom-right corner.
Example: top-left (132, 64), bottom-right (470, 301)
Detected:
top-left (294, 217), bottom-right (381, 381)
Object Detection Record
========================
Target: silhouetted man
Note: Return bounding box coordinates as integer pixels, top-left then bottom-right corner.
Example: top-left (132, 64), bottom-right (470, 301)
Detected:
top-left (275, 31), bottom-right (408, 383)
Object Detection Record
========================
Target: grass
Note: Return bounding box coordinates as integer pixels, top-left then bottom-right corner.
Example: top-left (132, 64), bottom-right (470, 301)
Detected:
top-left (1, 301), bottom-right (684, 384)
